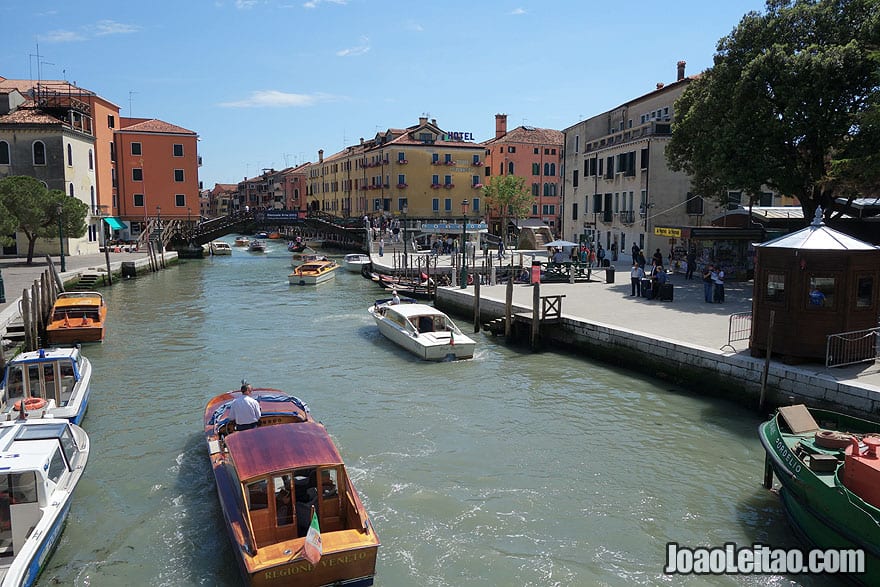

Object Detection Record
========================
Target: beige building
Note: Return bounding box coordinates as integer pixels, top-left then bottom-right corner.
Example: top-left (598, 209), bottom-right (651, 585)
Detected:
top-left (307, 117), bottom-right (485, 221)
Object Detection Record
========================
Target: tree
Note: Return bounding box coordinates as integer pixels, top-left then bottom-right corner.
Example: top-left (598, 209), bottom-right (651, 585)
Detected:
top-left (481, 175), bottom-right (533, 244)
top-left (666, 0), bottom-right (880, 222)
top-left (0, 176), bottom-right (89, 264)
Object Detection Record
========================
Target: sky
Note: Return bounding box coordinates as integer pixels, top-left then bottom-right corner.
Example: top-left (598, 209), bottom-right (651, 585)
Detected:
top-left (2, 0), bottom-right (770, 188)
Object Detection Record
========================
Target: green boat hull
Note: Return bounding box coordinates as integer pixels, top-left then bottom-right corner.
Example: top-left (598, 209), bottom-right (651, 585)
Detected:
top-left (759, 407), bottom-right (880, 585)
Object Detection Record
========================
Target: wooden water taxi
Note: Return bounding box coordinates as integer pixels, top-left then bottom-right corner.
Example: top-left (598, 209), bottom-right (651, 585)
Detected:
top-left (204, 387), bottom-right (379, 587)
top-left (759, 404), bottom-right (880, 582)
top-left (0, 347), bottom-right (92, 425)
top-left (289, 260), bottom-right (339, 286)
top-left (368, 300), bottom-right (475, 360)
top-left (234, 236), bottom-right (250, 247)
top-left (0, 418), bottom-right (89, 587)
top-left (45, 292), bottom-right (107, 345)
top-left (210, 241), bottom-right (233, 256)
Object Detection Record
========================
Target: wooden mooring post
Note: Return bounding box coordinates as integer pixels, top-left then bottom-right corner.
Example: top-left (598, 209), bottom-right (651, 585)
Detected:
top-left (531, 282), bottom-right (540, 349)
top-left (473, 277), bottom-right (481, 333)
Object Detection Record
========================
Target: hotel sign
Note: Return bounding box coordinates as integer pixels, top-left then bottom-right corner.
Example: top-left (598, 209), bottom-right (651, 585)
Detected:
top-left (441, 132), bottom-right (474, 142)
top-left (654, 226), bottom-right (682, 238)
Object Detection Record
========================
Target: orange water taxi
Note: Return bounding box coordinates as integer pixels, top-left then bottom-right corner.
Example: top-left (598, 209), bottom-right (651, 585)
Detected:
top-left (45, 291), bottom-right (107, 345)
top-left (204, 387), bottom-right (379, 586)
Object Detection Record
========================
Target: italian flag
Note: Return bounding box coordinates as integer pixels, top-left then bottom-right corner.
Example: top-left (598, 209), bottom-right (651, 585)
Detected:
top-left (303, 507), bottom-right (322, 565)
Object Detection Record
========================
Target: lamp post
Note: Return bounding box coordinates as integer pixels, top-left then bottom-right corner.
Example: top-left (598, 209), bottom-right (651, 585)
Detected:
top-left (56, 203), bottom-right (66, 273)
top-left (402, 204), bottom-right (408, 267)
top-left (460, 199), bottom-right (469, 289)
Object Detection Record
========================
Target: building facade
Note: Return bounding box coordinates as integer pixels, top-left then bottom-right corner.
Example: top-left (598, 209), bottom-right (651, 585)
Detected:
top-left (482, 114), bottom-right (563, 235)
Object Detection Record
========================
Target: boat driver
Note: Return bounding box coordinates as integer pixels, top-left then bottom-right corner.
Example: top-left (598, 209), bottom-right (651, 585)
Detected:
top-left (230, 383), bottom-right (261, 432)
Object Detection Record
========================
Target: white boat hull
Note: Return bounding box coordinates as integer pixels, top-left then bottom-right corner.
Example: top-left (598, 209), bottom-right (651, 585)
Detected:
top-left (369, 305), bottom-right (475, 360)
top-left (288, 270), bottom-right (336, 285)
top-left (342, 254), bottom-right (371, 273)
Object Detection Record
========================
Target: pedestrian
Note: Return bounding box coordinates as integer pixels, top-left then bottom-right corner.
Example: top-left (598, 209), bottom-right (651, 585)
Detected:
top-left (229, 382), bottom-right (261, 432)
top-left (631, 243), bottom-right (640, 265)
top-left (610, 241), bottom-right (618, 261)
top-left (652, 248), bottom-right (663, 268)
top-left (637, 250), bottom-right (646, 269)
top-left (713, 267), bottom-right (725, 303)
top-left (685, 249), bottom-right (696, 280)
top-left (378, 237), bottom-right (384, 257)
top-left (702, 265), bottom-right (715, 303)
top-left (630, 262), bottom-right (645, 297)
top-left (597, 245), bottom-right (605, 266)
top-left (497, 239), bottom-right (505, 259)
top-left (809, 285), bottom-right (826, 306)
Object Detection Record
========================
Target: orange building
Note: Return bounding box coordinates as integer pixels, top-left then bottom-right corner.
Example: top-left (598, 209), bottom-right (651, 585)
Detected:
top-left (482, 114), bottom-right (564, 234)
top-left (114, 117), bottom-right (200, 235)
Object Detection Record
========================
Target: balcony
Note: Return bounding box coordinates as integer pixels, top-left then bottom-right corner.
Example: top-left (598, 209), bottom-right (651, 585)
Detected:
top-left (601, 211), bottom-right (614, 223)
top-left (445, 160), bottom-right (456, 166)
top-left (444, 183), bottom-right (455, 189)
top-left (619, 210), bottom-right (635, 225)
top-left (398, 159), bottom-right (408, 165)
top-left (397, 183), bottom-right (408, 189)
top-left (431, 183), bottom-right (442, 189)
top-left (431, 160), bottom-right (442, 165)
top-left (472, 183), bottom-right (483, 189)
top-left (472, 160), bottom-right (483, 166)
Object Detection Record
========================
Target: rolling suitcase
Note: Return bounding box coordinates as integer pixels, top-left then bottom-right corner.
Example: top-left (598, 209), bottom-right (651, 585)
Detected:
top-left (659, 283), bottom-right (674, 301)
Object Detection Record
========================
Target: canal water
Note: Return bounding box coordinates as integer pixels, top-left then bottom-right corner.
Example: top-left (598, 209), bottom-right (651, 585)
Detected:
top-left (39, 240), bottom-right (828, 586)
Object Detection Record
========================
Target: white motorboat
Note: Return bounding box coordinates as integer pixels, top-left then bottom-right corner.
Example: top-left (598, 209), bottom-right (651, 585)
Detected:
top-left (289, 259), bottom-right (339, 285)
top-left (368, 300), bottom-right (476, 360)
top-left (248, 239), bottom-right (267, 253)
top-left (0, 418), bottom-right (89, 586)
top-left (0, 347), bottom-right (92, 425)
top-left (210, 241), bottom-right (232, 255)
top-left (233, 236), bottom-right (250, 247)
top-left (342, 253), bottom-right (371, 273)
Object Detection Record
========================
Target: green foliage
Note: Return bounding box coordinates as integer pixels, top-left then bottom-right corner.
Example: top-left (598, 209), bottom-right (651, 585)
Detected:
top-left (481, 175), bottom-right (533, 239)
top-left (0, 175), bottom-right (89, 264)
top-left (666, 0), bottom-right (880, 221)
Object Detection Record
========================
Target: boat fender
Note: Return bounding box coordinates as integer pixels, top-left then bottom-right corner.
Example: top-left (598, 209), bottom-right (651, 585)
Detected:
top-left (14, 397), bottom-right (48, 412)
top-left (815, 429), bottom-right (853, 449)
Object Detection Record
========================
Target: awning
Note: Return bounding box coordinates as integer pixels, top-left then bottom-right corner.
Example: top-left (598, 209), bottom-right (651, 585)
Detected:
top-left (103, 217), bottom-right (126, 230)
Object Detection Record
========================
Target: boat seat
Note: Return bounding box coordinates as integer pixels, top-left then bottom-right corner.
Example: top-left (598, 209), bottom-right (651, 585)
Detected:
top-left (779, 404), bottom-right (820, 434)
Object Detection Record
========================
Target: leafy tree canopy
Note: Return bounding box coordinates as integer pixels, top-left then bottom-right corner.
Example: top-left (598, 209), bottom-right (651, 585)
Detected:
top-left (666, 0), bottom-right (880, 222)
top-left (481, 175), bottom-right (533, 241)
top-left (0, 175), bottom-right (89, 264)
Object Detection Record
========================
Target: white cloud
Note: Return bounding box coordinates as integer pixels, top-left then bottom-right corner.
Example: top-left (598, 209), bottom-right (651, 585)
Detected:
top-left (235, 0), bottom-right (260, 8)
top-left (303, 0), bottom-right (347, 9)
top-left (336, 36), bottom-right (370, 57)
top-left (218, 90), bottom-right (338, 108)
top-left (93, 20), bottom-right (139, 36)
top-left (405, 20), bottom-right (424, 32)
top-left (511, 8), bottom-right (526, 15)
top-left (40, 30), bottom-right (87, 43)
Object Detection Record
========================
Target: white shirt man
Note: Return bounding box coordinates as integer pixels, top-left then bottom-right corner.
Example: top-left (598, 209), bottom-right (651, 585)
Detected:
top-left (230, 384), bottom-right (261, 431)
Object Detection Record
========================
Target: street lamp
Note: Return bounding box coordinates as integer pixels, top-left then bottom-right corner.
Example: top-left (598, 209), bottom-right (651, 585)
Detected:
top-left (402, 204), bottom-right (408, 266)
top-left (460, 199), bottom-right (469, 288)
top-left (56, 203), bottom-right (66, 273)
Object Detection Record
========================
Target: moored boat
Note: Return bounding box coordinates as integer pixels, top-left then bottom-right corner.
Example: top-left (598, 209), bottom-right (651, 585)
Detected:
top-left (0, 418), bottom-right (89, 586)
top-left (45, 292), bottom-right (107, 345)
top-left (204, 387), bottom-right (379, 587)
top-left (0, 347), bottom-right (92, 425)
top-left (368, 300), bottom-right (475, 360)
top-left (758, 404), bottom-right (880, 582)
top-left (210, 241), bottom-right (233, 256)
top-left (234, 236), bottom-right (250, 247)
top-left (369, 272), bottom-right (434, 300)
top-left (289, 260), bottom-right (339, 286)
top-left (342, 253), bottom-right (371, 273)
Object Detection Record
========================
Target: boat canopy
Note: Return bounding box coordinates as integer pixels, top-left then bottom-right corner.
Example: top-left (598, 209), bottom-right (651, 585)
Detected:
top-left (225, 422), bottom-right (343, 481)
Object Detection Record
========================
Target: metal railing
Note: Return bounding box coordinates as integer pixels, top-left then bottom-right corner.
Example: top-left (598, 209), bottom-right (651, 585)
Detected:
top-left (826, 327), bottom-right (880, 368)
top-left (721, 312), bottom-right (752, 351)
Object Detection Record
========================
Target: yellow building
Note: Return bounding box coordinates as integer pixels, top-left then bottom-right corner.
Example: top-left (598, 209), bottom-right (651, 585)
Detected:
top-left (307, 117), bottom-right (485, 221)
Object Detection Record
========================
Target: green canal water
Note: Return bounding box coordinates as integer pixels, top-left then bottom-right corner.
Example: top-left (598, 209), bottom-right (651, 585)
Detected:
top-left (38, 240), bottom-right (834, 586)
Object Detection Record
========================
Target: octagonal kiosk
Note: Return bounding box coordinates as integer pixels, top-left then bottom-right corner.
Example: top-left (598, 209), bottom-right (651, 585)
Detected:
top-left (750, 208), bottom-right (880, 363)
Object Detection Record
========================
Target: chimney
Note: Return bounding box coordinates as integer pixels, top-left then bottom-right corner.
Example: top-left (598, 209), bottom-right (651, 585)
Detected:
top-left (677, 60), bottom-right (686, 81)
top-left (419, 116), bottom-right (428, 126)
top-left (495, 113), bottom-right (507, 139)
top-left (431, 118), bottom-right (436, 126)
top-left (656, 83), bottom-right (665, 90)
top-left (318, 149), bottom-right (324, 163)
top-left (360, 137), bottom-right (364, 145)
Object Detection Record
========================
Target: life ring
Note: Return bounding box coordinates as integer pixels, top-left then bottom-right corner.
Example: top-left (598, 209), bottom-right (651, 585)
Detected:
top-left (14, 397), bottom-right (47, 412)
top-left (815, 429), bottom-right (852, 449)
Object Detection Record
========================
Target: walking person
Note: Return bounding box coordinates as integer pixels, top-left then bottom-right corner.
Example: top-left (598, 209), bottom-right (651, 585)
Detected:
top-left (702, 265), bottom-right (715, 303)
top-left (685, 249), bottom-right (696, 279)
top-left (713, 267), bottom-right (725, 303)
top-left (378, 237), bottom-right (384, 257)
top-left (630, 262), bottom-right (645, 297)
top-left (631, 243), bottom-right (640, 266)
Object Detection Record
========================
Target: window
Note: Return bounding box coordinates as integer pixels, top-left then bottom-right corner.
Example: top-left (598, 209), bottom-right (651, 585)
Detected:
top-left (572, 202), bottom-right (578, 220)
top-left (432, 198), bottom-right (439, 212)
top-left (575, 136), bottom-right (579, 153)
top-left (173, 144), bottom-right (184, 157)
top-left (174, 169), bottom-right (184, 182)
top-left (432, 153), bottom-right (439, 164)
top-left (33, 141), bottom-right (46, 165)
top-left (175, 194), bottom-right (185, 207)
top-left (508, 146), bottom-right (516, 153)
top-left (857, 276), bottom-right (874, 309)
top-left (472, 154), bottom-right (480, 165)
top-left (69, 184), bottom-right (74, 197)
top-left (472, 198), bottom-right (480, 212)
top-left (88, 149), bottom-right (94, 170)
top-left (398, 174), bottom-right (406, 185)
top-left (247, 479), bottom-right (269, 511)
top-left (107, 114), bottom-right (115, 128)
top-left (444, 198), bottom-right (451, 212)
top-left (532, 183), bottom-right (539, 196)
top-left (507, 161), bottom-right (514, 174)
top-left (472, 175), bottom-right (480, 187)
top-left (131, 142), bottom-right (142, 156)
top-left (532, 163), bottom-right (540, 175)
top-left (398, 197), bottom-right (408, 211)
top-left (766, 272), bottom-right (786, 303)
top-left (444, 175), bottom-right (452, 186)
top-left (67, 144), bottom-right (73, 166)
top-left (534, 148), bottom-right (539, 154)
top-left (398, 152), bottom-right (406, 162)
top-left (444, 154), bottom-right (452, 164)
top-left (432, 174), bottom-right (439, 185)
top-left (604, 156), bottom-right (614, 179)
top-left (133, 193), bottom-right (144, 207)
top-left (132, 168), bottom-right (143, 181)
top-left (47, 449), bottom-right (68, 483)
top-left (0, 141), bottom-right (9, 164)
top-left (640, 148), bottom-right (649, 170)
top-left (593, 193), bottom-right (602, 213)
top-left (808, 276), bottom-right (836, 308)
